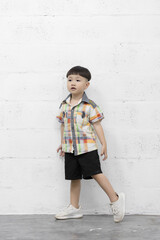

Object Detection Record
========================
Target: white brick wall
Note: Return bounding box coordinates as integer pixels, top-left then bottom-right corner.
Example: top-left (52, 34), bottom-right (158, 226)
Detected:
top-left (0, 0), bottom-right (160, 214)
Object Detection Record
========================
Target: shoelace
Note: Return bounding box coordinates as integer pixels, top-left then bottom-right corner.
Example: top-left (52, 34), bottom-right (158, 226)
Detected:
top-left (111, 205), bottom-right (120, 215)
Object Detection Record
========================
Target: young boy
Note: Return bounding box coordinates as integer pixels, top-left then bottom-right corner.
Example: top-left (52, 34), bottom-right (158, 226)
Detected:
top-left (56, 66), bottom-right (125, 222)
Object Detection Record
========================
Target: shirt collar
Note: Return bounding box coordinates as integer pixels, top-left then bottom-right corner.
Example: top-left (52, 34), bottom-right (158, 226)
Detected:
top-left (66, 96), bottom-right (82, 105)
top-left (60, 91), bottom-right (90, 107)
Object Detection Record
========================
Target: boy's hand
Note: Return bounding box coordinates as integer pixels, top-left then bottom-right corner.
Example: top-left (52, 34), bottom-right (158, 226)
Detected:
top-left (101, 144), bottom-right (108, 161)
top-left (57, 144), bottom-right (65, 157)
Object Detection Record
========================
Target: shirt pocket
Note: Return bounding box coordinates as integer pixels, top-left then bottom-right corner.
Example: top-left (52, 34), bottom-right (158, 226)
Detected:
top-left (76, 110), bottom-right (89, 127)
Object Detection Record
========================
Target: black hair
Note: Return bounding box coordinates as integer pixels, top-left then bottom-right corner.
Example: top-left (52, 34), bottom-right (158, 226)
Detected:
top-left (66, 66), bottom-right (91, 81)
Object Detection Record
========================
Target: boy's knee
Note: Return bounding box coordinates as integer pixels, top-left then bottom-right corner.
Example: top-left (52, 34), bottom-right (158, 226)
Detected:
top-left (71, 179), bottom-right (81, 183)
top-left (91, 173), bottom-right (102, 179)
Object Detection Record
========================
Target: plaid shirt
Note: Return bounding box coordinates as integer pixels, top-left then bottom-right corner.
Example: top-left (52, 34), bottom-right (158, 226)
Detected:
top-left (56, 91), bottom-right (104, 156)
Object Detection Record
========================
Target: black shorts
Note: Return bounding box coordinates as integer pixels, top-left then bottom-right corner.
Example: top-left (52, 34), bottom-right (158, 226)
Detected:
top-left (64, 149), bottom-right (102, 180)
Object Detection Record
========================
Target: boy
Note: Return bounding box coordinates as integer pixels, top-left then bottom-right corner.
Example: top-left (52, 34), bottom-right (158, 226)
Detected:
top-left (56, 66), bottom-right (125, 222)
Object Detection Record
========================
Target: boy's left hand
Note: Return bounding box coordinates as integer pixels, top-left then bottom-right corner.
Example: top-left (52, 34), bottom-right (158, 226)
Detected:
top-left (101, 144), bottom-right (108, 161)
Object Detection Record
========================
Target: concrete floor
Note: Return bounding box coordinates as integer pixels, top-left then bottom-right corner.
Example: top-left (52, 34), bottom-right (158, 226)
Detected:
top-left (0, 215), bottom-right (159, 240)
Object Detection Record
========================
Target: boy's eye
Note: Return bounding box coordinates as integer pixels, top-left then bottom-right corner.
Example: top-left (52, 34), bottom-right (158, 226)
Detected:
top-left (68, 79), bottom-right (80, 82)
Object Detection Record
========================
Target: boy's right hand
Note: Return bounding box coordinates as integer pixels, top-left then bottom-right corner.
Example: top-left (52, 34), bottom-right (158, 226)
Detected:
top-left (57, 144), bottom-right (65, 157)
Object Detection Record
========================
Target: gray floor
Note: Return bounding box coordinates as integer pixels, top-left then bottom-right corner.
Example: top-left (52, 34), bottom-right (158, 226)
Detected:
top-left (0, 215), bottom-right (159, 240)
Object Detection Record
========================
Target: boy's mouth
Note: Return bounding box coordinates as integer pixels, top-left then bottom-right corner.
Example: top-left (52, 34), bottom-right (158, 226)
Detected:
top-left (71, 87), bottom-right (76, 90)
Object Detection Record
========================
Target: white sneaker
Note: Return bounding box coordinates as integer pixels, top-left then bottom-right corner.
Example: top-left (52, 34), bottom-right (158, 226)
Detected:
top-left (110, 192), bottom-right (125, 223)
top-left (55, 204), bottom-right (83, 220)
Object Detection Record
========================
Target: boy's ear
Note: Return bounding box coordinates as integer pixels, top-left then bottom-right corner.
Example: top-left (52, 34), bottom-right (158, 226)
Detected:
top-left (86, 81), bottom-right (90, 87)
top-left (87, 81), bottom-right (90, 88)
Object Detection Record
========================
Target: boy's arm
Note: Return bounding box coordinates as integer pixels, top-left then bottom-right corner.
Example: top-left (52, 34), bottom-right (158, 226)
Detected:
top-left (57, 123), bottom-right (65, 157)
top-left (92, 120), bottom-right (106, 146)
top-left (61, 123), bottom-right (64, 145)
top-left (92, 120), bottom-right (108, 160)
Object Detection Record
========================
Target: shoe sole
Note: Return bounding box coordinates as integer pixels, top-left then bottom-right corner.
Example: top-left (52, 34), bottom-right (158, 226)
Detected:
top-left (114, 193), bottom-right (125, 223)
top-left (55, 214), bottom-right (83, 220)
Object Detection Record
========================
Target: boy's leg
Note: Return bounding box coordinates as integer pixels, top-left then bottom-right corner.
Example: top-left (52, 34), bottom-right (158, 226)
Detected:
top-left (91, 173), bottom-right (118, 202)
top-left (55, 179), bottom-right (82, 219)
top-left (92, 173), bottom-right (125, 223)
top-left (70, 179), bottom-right (81, 208)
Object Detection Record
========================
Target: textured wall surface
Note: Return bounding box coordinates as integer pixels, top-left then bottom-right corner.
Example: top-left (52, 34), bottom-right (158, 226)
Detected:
top-left (0, 0), bottom-right (160, 214)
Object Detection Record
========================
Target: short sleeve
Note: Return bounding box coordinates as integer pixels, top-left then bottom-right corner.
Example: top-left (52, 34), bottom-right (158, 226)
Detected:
top-left (56, 105), bottom-right (64, 124)
top-left (89, 104), bottom-right (104, 123)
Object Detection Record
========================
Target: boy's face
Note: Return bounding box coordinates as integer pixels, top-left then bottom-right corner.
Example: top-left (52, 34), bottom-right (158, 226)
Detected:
top-left (67, 74), bottom-right (90, 96)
